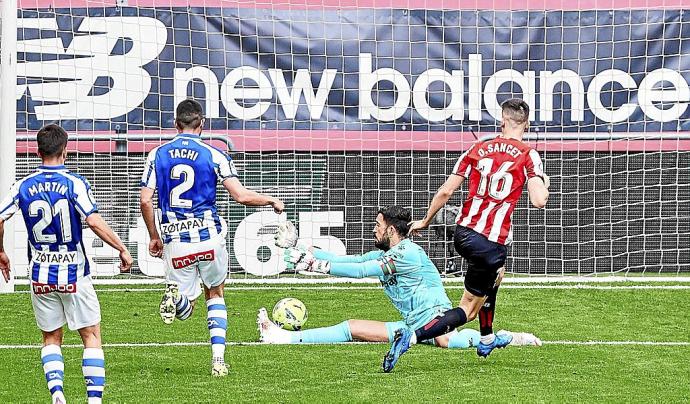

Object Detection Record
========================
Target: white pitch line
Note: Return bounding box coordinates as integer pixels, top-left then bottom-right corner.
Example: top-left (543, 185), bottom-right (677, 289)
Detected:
top-left (479, 285), bottom-right (690, 290)
top-left (545, 341), bottom-right (690, 346)
top-left (97, 285), bottom-right (690, 292)
top-left (1, 340), bottom-right (689, 349)
top-left (0, 342), bottom-right (369, 349)
top-left (5, 285), bottom-right (690, 295)
top-left (11, 276), bottom-right (690, 286)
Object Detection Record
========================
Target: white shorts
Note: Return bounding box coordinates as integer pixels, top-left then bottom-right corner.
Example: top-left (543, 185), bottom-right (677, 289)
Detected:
top-left (164, 235), bottom-right (228, 301)
top-left (31, 275), bottom-right (101, 332)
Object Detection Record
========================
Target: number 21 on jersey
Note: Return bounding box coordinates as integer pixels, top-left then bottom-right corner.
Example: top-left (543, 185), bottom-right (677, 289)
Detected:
top-left (29, 199), bottom-right (72, 243)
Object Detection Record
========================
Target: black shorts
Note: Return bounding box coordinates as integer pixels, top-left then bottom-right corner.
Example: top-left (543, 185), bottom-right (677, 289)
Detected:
top-left (454, 226), bottom-right (508, 297)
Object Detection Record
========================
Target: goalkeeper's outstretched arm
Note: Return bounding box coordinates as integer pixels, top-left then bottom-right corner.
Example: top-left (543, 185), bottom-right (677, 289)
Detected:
top-left (283, 246), bottom-right (386, 278)
top-left (329, 260), bottom-right (386, 278)
top-left (276, 220), bottom-right (386, 278)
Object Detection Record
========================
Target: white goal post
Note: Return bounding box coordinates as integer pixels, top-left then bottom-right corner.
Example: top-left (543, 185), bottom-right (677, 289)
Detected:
top-left (0, 0), bottom-right (17, 293)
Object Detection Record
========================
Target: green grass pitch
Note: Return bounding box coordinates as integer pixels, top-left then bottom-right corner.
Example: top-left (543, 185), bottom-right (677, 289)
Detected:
top-left (1, 284), bottom-right (689, 403)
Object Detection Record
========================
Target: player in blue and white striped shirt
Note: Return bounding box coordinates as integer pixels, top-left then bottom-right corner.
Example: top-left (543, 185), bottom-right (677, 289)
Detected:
top-left (0, 124), bottom-right (132, 404)
top-left (140, 99), bottom-right (284, 377)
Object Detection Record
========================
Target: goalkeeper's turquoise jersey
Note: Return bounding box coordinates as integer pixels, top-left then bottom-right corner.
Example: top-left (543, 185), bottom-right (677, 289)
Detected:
top-left (313, 238), bottom-right (452, 330)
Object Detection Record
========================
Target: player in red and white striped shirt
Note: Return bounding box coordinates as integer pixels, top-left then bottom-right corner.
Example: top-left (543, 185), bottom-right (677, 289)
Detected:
top-left (383, 98), bottom-right (550, 372)
top-left (451, 120), bottom-right (547, 245)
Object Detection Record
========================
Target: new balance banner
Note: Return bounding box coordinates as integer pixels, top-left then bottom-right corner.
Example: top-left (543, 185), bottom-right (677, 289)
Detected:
top-left (17, 8), bottom-right (690, 135)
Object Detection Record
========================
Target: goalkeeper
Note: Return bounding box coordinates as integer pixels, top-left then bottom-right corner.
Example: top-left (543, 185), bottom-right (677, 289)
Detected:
top-left (257, 206), bottom-right (540, 349)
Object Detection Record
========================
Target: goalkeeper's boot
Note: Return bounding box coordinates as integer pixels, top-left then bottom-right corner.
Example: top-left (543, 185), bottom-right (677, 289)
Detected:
top-left (477, 332), bottom-right (513, 358)
top-left (498, 330), bottom-right (542, 347)
top-left (382, 328), bottom-right (413, 373)
top-left (257, 308), bottom-right (291, 344)
top-left (159, 282), bottom-right (179, 325)
top-left (211, 358), bottom-right (229, 377)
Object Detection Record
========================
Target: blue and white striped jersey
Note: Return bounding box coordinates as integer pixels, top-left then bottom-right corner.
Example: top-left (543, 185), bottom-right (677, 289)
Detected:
top-left (0, 165), bottom-right (98, 285)
top-left (141, 133), bottom-right (238, 244)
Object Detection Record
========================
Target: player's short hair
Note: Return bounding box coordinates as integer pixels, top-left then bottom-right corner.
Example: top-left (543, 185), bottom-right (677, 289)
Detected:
top-left (36, 124), bottom-right (68, 158)
top-left (378, 205), bottom-right (412, 237)
top-left (175, 99), bottom-right (204, 130)
top-left (501, 98), bottom-right (529, 124)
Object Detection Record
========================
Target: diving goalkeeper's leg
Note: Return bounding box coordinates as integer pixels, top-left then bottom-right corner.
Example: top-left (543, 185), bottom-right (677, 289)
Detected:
top-left (258, 309), bottom-right (392, 344)
top-left (431, 329), bottom-right (542, 348)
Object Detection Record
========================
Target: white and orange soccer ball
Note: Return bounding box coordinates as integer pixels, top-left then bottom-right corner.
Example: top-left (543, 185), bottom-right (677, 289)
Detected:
top-left (271, 298), bottom-right (308, 331)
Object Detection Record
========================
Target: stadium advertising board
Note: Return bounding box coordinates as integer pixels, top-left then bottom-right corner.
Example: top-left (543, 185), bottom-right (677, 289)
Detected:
top-left (17, 8), bottom-right (690, 137)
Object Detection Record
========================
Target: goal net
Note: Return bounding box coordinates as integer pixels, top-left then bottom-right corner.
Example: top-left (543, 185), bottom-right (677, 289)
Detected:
top-left (4, 1), bottom-right (689, 286)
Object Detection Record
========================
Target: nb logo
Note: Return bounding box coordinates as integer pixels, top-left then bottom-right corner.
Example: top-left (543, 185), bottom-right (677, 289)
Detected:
top-left (48, 372), bottom-right (61, 380)
top-left (208, 320), bottom-right (219, 327)
top-left (17, 16), bottom-right (167, 121)
top-left (85, 379), bottom-right (95, 385)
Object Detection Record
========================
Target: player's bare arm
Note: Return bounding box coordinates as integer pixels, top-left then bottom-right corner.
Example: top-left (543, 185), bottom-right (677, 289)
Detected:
top-left (0, 219), bottom-right (10, 282)
top-left (409, 173), bottom-right (465, 236)
top-left (527, 175), bottom-right (549, 209)
top-left (140, 186), bottom-right (163, 258)
top-left (222, 177), bottom-right (285, 213)
top-left (85, 213), bottom-right (133, 272)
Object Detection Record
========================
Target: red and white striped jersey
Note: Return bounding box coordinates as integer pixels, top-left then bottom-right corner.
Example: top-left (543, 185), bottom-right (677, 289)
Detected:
top-left (452, 137), bottom-right (545, 245)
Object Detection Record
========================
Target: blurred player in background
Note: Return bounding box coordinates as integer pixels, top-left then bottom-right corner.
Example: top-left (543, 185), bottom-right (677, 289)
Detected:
top-left (383, 98), bottom-right (550, 372)
top-left (258, 208), bottom-right (541, 349)
top-left (0, 124), bottom-right (132, 404)
top-left (140, 99), bottom-right (284, 376)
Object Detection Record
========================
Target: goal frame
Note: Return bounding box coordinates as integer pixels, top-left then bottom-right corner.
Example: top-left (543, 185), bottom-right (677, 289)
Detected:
top-left (0, 0), bottom-right (17, 293)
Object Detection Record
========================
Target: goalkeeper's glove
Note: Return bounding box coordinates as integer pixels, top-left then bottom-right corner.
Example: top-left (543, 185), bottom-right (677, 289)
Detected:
top-left (275, 221), bottom-right (299, 248)
top-left (283, 246), bottom-right (330, 274)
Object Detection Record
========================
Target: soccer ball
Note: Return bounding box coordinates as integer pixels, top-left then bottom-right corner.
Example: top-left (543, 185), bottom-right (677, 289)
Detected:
top-left (272, 298), bottom-right (308, 331)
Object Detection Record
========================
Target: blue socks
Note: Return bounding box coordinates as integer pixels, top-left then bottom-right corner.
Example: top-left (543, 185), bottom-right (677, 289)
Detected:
top-left (290, 321), bottom-right (352, 344)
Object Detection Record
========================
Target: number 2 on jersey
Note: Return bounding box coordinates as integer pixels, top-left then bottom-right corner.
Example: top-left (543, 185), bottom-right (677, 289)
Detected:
top-left (476, 158), bottom-right (514, 200)
top-left (170, 164), bottom-right (195, 208)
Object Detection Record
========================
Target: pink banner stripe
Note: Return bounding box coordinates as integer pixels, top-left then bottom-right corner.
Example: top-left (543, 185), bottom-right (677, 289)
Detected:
top-left (18, 0), bottom-right (686, 9)
top-left (14, 130), bottom-right (690, 152)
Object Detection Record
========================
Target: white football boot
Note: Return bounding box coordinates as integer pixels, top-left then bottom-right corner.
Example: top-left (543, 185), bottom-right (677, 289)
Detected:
top-left (211, 359), bottom-right (229, 377)
top-left (257, 308), bottom-right (292, 344)
top-left (498, 330), bottom-right (543, 347)
top-left (159, 282), bottom-right (179, 325)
